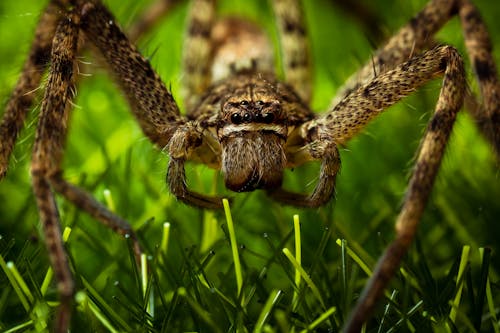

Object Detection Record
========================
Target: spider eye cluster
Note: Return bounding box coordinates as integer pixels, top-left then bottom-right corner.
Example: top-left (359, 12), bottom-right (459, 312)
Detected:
top-left (230, 113), bottom-right (244, 124)
top-left (228, 100), bottom-right (276, 124)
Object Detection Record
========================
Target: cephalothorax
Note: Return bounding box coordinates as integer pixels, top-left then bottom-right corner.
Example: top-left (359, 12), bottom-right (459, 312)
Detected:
top-left (173, 69), bottom-right (323, 207)
top-left (0, 0), bottom-right (498, 332)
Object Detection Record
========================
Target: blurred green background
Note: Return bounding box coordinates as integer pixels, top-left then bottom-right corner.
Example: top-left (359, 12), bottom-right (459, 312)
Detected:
top-left (0, 0), bottom-right (499, 331)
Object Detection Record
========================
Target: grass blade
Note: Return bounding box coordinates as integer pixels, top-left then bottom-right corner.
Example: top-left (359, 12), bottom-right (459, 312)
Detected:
top-left (293, 214), bottom-right (301, 307)
top-left (223, 198), bottom-right (243, 298)
top-left (282, 248), bottom-right (325, 310)
top-left (336, 238), bottom-right (372, 276)
top-left (0, 255), bottom-right (30, 312)
top-left (300, 306), bottom-right (336, 333)
top-left (81, 277), bottom-right (132, 331)
top-left (449, 245), bottom-right (470, 323)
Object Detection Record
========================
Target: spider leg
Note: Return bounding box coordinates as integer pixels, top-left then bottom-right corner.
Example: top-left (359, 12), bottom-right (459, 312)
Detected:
top-left (79, 1), bottom-right (225, 209)
top-left (313, 46), bottom-right (465, 332)
top-left (316, 46), bottom-right (464, 145)
top-left (80, 1), bottom-right (184, 147)
top-left (182, 0), bottom-right (216, 110)
top-left (30, 13), bottom-right (82, 332)
top-left (278, 46), bottom-right (464, 208)
top-left (0, 2), bottom-right (61, 179)
top-left (167, 122), bottom-right (225, 209)
top-left (269, 140), bottom-right (340, 208)
top-left (331, 0), bottom-right (458, 102)
top-left (50, 176), bottom-right (140, 255)
top-left (272, 0), bottom-right (311, 103)
top-left (32, 5), bottom-right (164, 329)
top-left (459, 1), bottom-right (500, 157)
top-left (331, 0), bottom-right (500, 157)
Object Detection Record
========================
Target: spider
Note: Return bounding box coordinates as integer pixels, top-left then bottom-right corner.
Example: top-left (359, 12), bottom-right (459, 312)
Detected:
top-left (0, 0), bottom-right (498, 332)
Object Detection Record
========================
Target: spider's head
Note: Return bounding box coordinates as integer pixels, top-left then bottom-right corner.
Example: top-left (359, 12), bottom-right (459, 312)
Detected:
top-left (218, 95), bottom-right (287, 192)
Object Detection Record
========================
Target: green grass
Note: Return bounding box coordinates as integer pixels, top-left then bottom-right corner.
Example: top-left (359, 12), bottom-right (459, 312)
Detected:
top-left (1, 0), bottom-right (499, 332)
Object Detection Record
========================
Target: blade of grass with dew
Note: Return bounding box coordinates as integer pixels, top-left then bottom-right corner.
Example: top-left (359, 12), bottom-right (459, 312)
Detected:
top-left (253, 289), bottom-right (282, 333)
top-left (75, 291), bottom-right (119, 333)
top-left (160, 222), bottom-right (170, 258)
top-left (300, 306), bottom-right (336, 333)
top-left (282, 247), bottom-right (326, 309)
top-left (103, 189), bottom-right (116, 212)
top-left (7, 261), bottom-right (33, 304)
top-left (449, 245), bottom-right (470, 323)
top-left (293, 214), bottom-right (301, 308)
top-left (0, 254), bottom-right (30, 312)
top-left (222, 198), bottom-right (243, 298)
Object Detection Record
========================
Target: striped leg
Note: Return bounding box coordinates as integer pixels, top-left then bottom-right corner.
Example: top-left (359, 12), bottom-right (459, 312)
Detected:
top-left (30, 0), bottom-right (188, 328)
top-left (331, 0), bottom-right (456, 104)
top-left (330, 0), bottom-right (499, 157)
top-left (459, 1), bottom-right (500, 157)
top-left (80, 1), bottom-right (184, 147)
top-left (182, 0), bottom-right (216, 111)
top-left (272, 0), bottom-right (311, 103)
top-left (0, 2), bottom-right (61, 179)
top-left (315, 46), bottom-right (466, 332)
top-left (31, 13), bottom-right (80, 333)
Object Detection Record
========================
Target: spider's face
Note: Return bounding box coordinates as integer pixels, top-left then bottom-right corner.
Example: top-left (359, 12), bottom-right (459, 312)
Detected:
top-left (217, 94), bottom-right (287, 192)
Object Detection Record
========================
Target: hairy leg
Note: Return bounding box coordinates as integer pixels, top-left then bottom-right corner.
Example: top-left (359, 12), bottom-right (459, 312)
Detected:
top-left (331, 0), bottom-right (455, 102)
top-left (31, 13), bottom-right (80, 332)
top-left (80, 1), bottom-right (185, 147)
top-left (314, 45), bottom-right (466, 331)
top-left (0, 2), bottom-right (61, 179)
top-left (459, 0), bottom-right (500, 157)
top-left (28, 0), bottom-right (189, 328)
top-left (78, 1), bottom-right (225, 208)
top-left (330, 0), bottom-right (499, 156)
top-left (268, 141), bottom-right (340, 208)
top-left (272, 0), bottom-right (311, 103)
top-left (182, 0), bottom-right (216, 111)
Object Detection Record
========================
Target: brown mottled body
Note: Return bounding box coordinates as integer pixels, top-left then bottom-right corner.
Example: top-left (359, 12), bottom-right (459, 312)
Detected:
top-left (0, 0), bottom-right (498, 332)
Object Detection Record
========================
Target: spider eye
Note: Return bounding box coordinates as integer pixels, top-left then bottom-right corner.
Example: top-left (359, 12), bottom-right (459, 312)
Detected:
top-left (243, 113), bottom-right (252, 122)
top-left (261, 112), bottom-right (275, 123)
top-left (231, 113), bottom-right (243, 124)
top-left (240, 100), bottom-right (249, 106)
